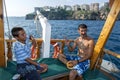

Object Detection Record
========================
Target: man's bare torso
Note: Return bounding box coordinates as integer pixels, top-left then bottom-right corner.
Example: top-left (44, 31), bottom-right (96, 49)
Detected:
top-left (75, 36), bottom-right (92, 58)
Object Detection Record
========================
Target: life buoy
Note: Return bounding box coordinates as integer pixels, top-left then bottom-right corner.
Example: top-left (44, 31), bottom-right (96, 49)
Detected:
top-left (51, 42), bottom-right (61, 58)
top-left (31, 45), bottom-right (38, 60)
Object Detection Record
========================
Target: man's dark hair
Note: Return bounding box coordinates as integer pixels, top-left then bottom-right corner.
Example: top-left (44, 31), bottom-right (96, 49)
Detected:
top-left (11, 27), bottom-right (24, 38)
top-left (78, 24), bottom-right (87, 30)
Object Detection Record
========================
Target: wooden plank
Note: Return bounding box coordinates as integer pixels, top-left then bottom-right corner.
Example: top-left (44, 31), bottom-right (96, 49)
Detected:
top-left (109, 0), bottom-right (114, 8)
top-left (43, 72), bottom-right (69, 80)
top-left (0, 0), bottom-right (6, 67)
top-left (90, 0), bottom-right (120, 69)
top-left (103, 49), bottom-right (120, 59)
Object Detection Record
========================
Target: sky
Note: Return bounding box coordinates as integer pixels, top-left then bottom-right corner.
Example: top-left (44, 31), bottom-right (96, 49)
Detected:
top-left (4, 0), bottom-right (109, 17)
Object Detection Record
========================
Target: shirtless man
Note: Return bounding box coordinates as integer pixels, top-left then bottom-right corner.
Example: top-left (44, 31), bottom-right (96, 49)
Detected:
top-left (58, 24), bottom-right (95, 80)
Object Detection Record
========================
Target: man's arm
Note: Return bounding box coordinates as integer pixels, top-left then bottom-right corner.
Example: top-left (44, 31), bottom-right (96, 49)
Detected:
top-left (25, 58), bottom-right (38, 66)
top-left (67, 40), bottom-right (77, 52)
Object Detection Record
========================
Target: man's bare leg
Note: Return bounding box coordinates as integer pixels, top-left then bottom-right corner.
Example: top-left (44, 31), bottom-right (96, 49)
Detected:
top-left (58, 54), bottom-right (68, 64)
top-left (69, 70), bottom-right (77, 80)
top-left (79, 75), bottom-right (83, 80)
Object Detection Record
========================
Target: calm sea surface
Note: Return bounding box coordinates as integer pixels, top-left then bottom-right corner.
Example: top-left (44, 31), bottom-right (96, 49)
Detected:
top-left (4, 17), bottom-right (120, 72)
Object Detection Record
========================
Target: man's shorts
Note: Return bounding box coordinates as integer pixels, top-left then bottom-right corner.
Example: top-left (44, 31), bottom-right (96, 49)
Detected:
top-left (17, 63), bottom-right (41, 80)
top-left (65, 54), bottom-right (90, 75)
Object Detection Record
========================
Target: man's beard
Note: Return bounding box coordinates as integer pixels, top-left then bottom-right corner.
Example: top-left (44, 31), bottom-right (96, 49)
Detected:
top-left (81, 34), bottom-right (87, 38)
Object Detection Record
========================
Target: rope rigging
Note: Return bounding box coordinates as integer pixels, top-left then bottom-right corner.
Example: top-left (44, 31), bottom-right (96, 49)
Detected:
top-left (3, 0), bottom-right (12, 40)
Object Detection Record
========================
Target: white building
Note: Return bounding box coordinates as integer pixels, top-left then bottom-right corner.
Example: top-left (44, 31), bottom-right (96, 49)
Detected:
top-left (81, 4), bottom-right (90, 11)
top-left (90, 3), bottom-right (99, 11)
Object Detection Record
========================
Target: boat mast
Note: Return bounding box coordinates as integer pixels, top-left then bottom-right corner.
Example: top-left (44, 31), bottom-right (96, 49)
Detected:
top-left (0, 0), bottom-right (6, 67)
top-left (90, 0), bottom-right (120, 69)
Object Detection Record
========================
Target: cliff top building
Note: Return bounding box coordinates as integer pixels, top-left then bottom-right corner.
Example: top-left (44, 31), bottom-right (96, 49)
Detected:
top-left (72, 5), bottom-right (80, 11)
top-left (80, 4), bottom-right (90, 11)
top-left (90, 3), bottom-right (99, 11)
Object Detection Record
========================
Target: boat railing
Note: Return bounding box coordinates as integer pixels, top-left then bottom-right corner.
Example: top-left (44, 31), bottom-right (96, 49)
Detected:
top-left (95, 49), bottom-right (120, 68)
top-left (6, 38), bottom-right (43, 60)
top-left (5, 39), bottom-right (120, 72)
top-left (5, 39), bottom-right (76, 60)
top-left (101, 49), bottom-right (120, 78)
top-left (103, 49), bottom-right (120, 59)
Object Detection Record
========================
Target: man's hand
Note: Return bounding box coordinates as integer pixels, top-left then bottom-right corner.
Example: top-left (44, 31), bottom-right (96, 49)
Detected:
top-left (36, 64), bottom-right (44, 71)
top-left (66, 40), bottom-right (70, 46)
top-left (29, 35), bottom-right (37, 47)
top-left (66, 60), bottom-right (78, 69)
top-left (36, 63), bottom-right (48, 73)
top-left (29, 35), bottom-right (35, 41)
top-left (71, 60), bottom-right (78, 66)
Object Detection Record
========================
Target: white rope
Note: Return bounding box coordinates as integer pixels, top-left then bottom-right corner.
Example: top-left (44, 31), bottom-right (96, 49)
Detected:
top-left (3, 0), bottom-right (12, 39)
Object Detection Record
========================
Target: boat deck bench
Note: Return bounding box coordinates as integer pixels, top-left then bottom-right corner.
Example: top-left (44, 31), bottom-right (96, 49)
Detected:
top-left (0, 58), bottom-right (115, 80)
